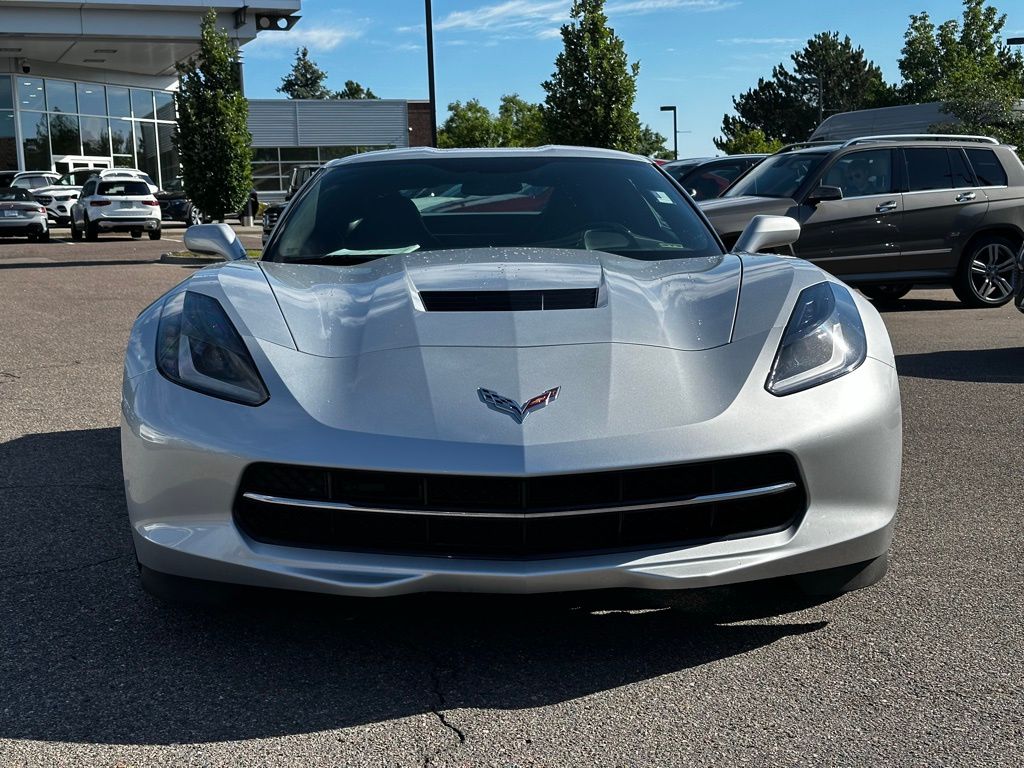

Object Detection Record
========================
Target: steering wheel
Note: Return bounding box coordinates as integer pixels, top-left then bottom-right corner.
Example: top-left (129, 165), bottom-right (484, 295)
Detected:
top-left (580, 221), bottom-right (639, 251)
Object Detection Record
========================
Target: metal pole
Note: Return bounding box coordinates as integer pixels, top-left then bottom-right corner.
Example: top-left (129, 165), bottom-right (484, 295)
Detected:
top-left (425, 0), bottom-right (438, 148)
top-left (660, 105), bottom-right (677, 160)
top-left (817, 76), bottom-right (823, 125)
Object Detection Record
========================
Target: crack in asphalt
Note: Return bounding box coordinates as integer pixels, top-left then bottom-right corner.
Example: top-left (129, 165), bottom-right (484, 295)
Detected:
top-left (0, 552), bottom-right (129, 582)
top-left (430, 669), bottom-right (467, 746)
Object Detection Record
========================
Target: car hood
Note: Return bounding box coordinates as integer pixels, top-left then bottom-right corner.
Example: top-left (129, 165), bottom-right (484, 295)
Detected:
top-left (257, 248), bottom-right (743, 358)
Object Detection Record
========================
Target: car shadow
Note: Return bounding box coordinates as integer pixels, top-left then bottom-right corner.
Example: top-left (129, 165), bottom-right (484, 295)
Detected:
top-left (873, 296), bottom-right (967, 313)
top-left (896, 348), bottom-right (1024, 383)
top-left (0, 427), bottom-right (829, 746)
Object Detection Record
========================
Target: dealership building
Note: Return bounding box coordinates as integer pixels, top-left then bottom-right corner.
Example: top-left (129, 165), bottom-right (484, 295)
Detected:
top-left (1, 1), bottom-right (429, 198)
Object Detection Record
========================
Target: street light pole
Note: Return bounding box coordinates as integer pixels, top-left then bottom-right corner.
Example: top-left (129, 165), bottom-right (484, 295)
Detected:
top-left (425, 0), bottom-right (438, 148)
top-left (660, 105), bottom-right (677, 160)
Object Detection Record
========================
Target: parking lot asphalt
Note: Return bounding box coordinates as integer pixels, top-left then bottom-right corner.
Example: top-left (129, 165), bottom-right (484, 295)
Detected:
top-left (0, 238), bottom-right (1021, 767)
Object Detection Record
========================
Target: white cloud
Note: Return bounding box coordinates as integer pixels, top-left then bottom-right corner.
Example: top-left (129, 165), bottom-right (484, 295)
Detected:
top-left (246, 25), bottom-right (363, 55)
top-left (434, 0), bottom-right (736, 35)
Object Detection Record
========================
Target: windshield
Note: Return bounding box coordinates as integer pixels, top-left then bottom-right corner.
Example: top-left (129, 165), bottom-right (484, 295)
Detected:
top-left (0, 188), bottom-right (32, 201)
top-left (163, 177), bottom-right (184, 193)
top-left (265, 156), bottom-right (721, 264)
top-left (724, 152), bottom-right (827, 199)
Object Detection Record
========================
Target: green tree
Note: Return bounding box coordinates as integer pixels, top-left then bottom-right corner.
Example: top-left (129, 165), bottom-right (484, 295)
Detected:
top-left (335, 80), bottom-right (379, 99)
top-left (542, 0), bottom-right (642, 151)
top-left (715, 127), bottom-right (784, 155)
top-left (438, 99), bottom-right (501, 148)
top-left (898, 0), bottom-right (1024, 143)
top-left (635, 125), bottom-right (672, 159)
top-left (173, 9), bottom-right (252, 221)
top-left (495, 94), bottom-right (546, 146)
top-left (278, 47), bottom-right (331, 99)
top-left (718, 32), bottom-right (894, 146)
top-left (438, 95), bottom-right (547, 148)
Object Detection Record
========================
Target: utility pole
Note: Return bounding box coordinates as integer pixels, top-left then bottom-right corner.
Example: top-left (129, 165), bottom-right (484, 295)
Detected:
top-left (660, 105), bottom-right (678, 160)
top-left (425, 0), bottom-right (438, 147)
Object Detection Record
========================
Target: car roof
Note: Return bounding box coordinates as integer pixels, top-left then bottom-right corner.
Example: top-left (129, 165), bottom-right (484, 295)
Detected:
top-left (324, 145), bottom-right (650, 168)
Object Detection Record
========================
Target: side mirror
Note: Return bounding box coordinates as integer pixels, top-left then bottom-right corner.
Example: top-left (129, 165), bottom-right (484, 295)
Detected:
top-left (732, 215), bottom-right (801, 254)
top-left (184, 223), bottom-right (247, 261)
top-left (806, 185), bottom-right (843, 205)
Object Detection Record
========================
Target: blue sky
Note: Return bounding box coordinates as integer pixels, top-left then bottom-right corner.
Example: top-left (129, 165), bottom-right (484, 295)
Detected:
top-left (242, 0), bottom-right (1024, 157)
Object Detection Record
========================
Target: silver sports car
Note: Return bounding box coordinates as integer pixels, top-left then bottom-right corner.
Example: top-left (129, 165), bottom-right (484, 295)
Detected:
top-left (122, 146), bottom-right (901, 602)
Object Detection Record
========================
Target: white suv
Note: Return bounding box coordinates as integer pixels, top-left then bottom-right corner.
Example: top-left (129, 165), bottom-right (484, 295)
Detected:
top-left (35, 168), bottom-right (157, 226)
top-left (70, 176), bottom-right (162, 241)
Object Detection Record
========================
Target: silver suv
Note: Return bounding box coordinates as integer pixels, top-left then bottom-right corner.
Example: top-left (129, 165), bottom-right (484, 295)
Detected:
top-left (70, 176), bottom-right (162, 241)
top-left (699, 135), bottom-right (1024, 307)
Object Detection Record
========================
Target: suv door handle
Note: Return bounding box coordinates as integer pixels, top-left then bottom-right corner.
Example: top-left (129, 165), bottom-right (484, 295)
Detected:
top-left (956, 192), bottom-right (977, 202)
top-left (876, 201), bottom-right (898, 213)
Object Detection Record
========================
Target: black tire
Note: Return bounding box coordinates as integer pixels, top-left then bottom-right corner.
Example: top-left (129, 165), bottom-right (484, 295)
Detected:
top-left (149, 228), bottom-right (162, 241)
top-left (130, 229), bottom-right (142, 239)
top-left (85, 218), bottom-right (99, 241)
top-left (37, 229), bottom-right (49, 243)
top-left (26, 232), bottom-right (37, 242)
top-left (139, 565), bottom-right (241, 607)
top-left (860, 284), bottom-right (911, 305)
top-left (70, 219), bottom-right (82, 241)
top-left (792, 553), bottom-right (889, 596)
top-left (953, 234), bottom-right (1018, 308)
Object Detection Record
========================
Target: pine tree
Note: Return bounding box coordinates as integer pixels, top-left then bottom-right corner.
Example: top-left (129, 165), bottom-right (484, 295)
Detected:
top-left (541, 0), bottom-right (642, 152)
top-left (278, 47), bottom-right (331, 99)
top-left (173, 9), bottom-right (252, 222)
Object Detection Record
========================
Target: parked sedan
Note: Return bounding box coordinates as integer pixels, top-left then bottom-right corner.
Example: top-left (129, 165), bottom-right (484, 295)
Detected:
top-left (157, 177), bottom-right (259, 225)
top-left (662, 154), bottom-right (767, 200)
top-left (70, 177), bottom-right (161, 241)
top-left (0, 187), bottom-right (49, 241)
top-left (124, 146), bottom-right (900, 604)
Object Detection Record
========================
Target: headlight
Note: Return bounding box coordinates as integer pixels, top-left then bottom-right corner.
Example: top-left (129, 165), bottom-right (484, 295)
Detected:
top-left (156, 291), bottom-right (269, 405)
top-left (766, 282), bottom-right (866, 396)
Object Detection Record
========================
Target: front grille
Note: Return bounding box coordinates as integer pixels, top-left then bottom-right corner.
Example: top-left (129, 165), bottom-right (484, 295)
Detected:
top-left (421, 288), bottom-right (598, 312)
top-left (234, 454), bottom-right (806, 559)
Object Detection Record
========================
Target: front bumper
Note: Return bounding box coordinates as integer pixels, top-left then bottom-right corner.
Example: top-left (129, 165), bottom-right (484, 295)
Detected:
top-left (123, 346), bottom-right (901, 597)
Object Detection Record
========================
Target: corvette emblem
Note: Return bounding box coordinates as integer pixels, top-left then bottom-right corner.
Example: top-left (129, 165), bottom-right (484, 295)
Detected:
top-left (478, 387), bottom-right (560, 423)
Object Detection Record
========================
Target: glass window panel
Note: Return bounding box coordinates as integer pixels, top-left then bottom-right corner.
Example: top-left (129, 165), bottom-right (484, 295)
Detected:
top-left (253, 176), bottom-right (286, 192)
top-left (109, 118), bottom-right (133, 156)
top-left (158, 123), bottom-right (179, 186)
top-left (948, 149), bottom-right (975, 188)
top-left (251, 161), bottom-right (280, 175)
top-left (20, 111), bottom-right (50, 169)
top-left (253, 147), bottom-right (279, 162)
top-left (155, 91), bottom-right (175, 121)
top-left (113, 155), bottom-right (136, 169)
top-left (280, 161), bottom-right (320, 178)
top-left (107, 87), bottom-right (131, 118)
top-left (904, 148), bottom-right (953, 192)
top-left (0, 111), bottom-right (16, 170)
top-left (81, 117), bottom-right (110, 156)
top-left (135, 121), bottom-right (159, 179)
top-left (318, 146), bottom-right (358, 162)
top-left (965, 148), bottom-right (1008, 187)
top-left (77, 83), bottom-right (107, 116)
top-left (49, 113), bottom-right (80, 156)
top-left (45, 80), bottom-right (77, 113)
top-left (0, 76), bottom-right (12, 111)
top-left (17, 77), bottom-right (45, 111)
top-left (280, 147), bottom-right (318, 161)
top-left (131, 89), bottom-right (155, 119)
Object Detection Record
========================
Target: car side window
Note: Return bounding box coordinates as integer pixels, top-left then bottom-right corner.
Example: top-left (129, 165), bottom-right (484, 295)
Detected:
top-left (825, 149), bottom-right (894, 198)
top-left (948, 149), bottom-right (975, 188)
top-left (964, 148), bottom-right (1008, 187)
top-left (81, 180), bottom-right (96, 197)
top-left (903, 148), bottom-right (955, 192)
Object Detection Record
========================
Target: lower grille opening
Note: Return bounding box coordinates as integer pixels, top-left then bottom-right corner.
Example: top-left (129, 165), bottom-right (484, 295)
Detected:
top-left (234, 454), bottom-right (806, 559)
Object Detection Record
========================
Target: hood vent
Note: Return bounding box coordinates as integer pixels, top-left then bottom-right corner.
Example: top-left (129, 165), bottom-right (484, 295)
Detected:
top-left (420, 288), bottom-right (599, 312)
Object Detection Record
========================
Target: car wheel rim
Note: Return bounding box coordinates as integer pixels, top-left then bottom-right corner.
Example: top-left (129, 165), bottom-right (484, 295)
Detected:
top-left (190, 208), bottom-right (203, 225)
top-left (970, 244), bottom-right (1015, 302)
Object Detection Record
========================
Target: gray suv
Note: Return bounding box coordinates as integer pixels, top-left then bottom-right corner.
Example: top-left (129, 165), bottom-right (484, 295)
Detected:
top-left (699, 135), bottom-right (1024, 307)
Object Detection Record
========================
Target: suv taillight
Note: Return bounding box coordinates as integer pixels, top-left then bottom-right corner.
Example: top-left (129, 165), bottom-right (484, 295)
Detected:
top-left (90, 199), bottom-right (111, 207)
top-left (142, 199), bottom-right (160, 206)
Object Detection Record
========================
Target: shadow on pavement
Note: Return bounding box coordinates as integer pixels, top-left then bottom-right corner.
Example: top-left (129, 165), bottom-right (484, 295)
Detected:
top-left (896, 347), bottom-right (1024, 383)
top-left (0, 427), bottom-right (828, 746)
top-left (874, 296), bottom-right (967, 312)
top-left (0, 258), bottom-right (158, 270)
